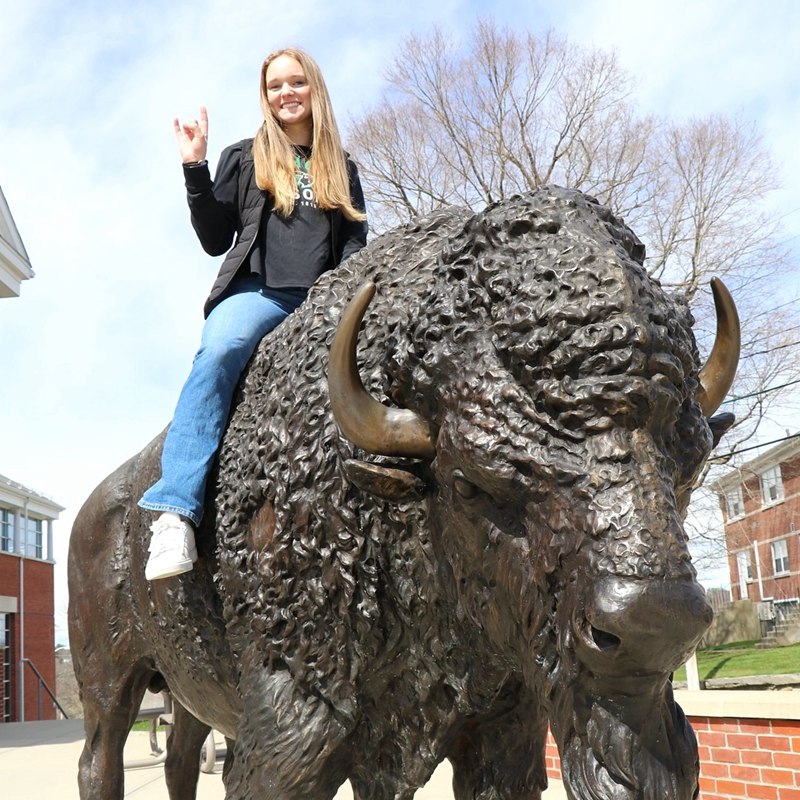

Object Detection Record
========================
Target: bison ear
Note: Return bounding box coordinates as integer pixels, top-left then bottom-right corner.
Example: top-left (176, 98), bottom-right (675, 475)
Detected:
top-left (708, 412), bottom-right (735, 448)
top-left (343, 459), bottom-right (428, 501)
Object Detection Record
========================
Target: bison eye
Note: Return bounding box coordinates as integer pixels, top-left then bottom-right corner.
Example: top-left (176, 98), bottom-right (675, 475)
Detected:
top-left (453, 473), bottom-right (480, 500)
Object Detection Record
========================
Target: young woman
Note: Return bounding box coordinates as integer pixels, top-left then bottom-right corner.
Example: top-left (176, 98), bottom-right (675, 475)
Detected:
top-left (139, 48), bottom-right (368, 580)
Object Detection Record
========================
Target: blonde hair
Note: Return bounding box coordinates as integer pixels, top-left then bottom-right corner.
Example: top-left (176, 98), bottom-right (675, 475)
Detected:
top-left (253, 48), bottom-right (366, 221)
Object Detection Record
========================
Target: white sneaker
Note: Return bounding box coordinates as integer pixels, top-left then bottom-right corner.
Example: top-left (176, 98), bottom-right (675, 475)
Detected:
top-left (145, 513), bottom-right (198, 581)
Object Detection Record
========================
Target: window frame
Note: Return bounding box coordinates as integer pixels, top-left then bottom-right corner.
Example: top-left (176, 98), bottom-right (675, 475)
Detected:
top-left (737, 550), bottom-right (754, 582)
top-left (772, 538), bottom-right (790, 575)
top-left (760, 465), bottom-right (784, 506)
top-left (725, 486), bottom-right (745, 519)
top-left (25, 517), bottom-right (43, 560)
top-left (0, 508), bottom-right (13, 553)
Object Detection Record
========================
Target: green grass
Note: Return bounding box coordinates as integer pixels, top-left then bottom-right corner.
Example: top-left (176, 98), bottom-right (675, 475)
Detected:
top-left (673, 640), bottom-right (800, 683)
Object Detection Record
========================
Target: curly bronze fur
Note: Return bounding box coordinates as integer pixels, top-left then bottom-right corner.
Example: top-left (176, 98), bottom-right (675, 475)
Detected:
top-left (69, 187), bottom-right (723, 799)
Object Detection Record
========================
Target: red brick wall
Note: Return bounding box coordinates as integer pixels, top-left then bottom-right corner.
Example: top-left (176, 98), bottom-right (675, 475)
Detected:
top-left (0, 552), bottom-right (56, 721)
top-left (544, 731), bottom-right (560, 782)
top-left (695, 716), bottom-right (800, 800)
top-left (544, 716), bottom-right (800, 799)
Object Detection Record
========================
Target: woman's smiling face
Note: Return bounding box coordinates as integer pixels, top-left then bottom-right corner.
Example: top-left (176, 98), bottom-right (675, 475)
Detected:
top-left (265, 54), bottom-right (313, 134)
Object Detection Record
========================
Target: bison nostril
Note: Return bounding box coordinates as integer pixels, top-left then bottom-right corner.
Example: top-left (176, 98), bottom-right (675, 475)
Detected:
top-left (591, 626), bottom-right (621, 652)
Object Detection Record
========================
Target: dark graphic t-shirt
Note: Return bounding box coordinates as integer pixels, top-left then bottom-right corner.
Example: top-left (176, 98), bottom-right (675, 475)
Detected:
top-left (250, 146), bottom-right (332, 289)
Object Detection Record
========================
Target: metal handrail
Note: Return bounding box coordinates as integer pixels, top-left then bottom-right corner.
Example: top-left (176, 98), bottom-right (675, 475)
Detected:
top-left (124, 691), bottom-right (173, 769)
top-left (124, 692), bottom-right (224, 773)
top-left (21, 657), bottom-right (69, 719)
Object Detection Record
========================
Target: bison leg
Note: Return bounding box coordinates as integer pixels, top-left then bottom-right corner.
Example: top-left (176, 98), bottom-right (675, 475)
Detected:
top-left (223, 669), bottom-right (351, 799)
top-left (447, 682), bottom-right (549, 800)
top-left (164, 701), bottom-right (213, 799)
top-left (76, 665), bottom-right (153, 800)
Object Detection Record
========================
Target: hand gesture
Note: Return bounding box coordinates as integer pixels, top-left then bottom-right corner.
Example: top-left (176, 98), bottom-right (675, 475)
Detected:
top-left (173, 106), bottom-right (209, 164)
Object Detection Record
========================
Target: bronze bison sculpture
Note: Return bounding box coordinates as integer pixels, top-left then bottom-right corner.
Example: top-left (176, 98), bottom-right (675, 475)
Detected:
top-left (69, 186), bottom-right (739, 799)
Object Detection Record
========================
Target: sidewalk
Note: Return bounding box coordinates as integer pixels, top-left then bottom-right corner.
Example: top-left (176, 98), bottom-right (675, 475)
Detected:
top-left (0, 719), bottom-right (567, 798)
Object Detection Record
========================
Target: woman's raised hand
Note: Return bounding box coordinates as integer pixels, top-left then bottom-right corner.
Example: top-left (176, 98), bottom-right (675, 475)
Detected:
top-left (174, 106), bottom-right (209, 164)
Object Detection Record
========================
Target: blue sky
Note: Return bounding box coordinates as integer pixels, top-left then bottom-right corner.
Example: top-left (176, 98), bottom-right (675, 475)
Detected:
top-left (1, 0), bottom-right (798, 642)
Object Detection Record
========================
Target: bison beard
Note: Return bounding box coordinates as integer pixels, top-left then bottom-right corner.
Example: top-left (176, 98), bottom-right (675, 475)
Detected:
top-left (69, 186), bottom-right (736, 799)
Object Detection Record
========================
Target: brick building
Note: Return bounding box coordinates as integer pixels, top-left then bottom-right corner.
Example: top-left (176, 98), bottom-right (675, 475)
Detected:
top-left (713, 438), bottom-right (800, 621)
top-left (0, 475), bottom-right (64, 721)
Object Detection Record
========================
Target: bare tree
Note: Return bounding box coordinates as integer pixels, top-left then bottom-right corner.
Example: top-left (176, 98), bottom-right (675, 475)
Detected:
top-left (346, 20), bottom-right (800, 580)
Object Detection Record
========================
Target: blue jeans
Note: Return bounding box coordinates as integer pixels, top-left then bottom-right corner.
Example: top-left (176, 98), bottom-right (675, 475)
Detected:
top-left (139, 278), bottom-right (306, 525)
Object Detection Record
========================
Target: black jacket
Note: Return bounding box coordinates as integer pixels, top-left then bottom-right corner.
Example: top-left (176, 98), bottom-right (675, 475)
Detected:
top-left (182, 138), bottom-right (368, 317)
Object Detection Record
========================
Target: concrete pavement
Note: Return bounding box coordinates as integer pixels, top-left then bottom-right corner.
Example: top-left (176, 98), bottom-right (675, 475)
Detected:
top-left (0, 719), bottom-right (567, 798)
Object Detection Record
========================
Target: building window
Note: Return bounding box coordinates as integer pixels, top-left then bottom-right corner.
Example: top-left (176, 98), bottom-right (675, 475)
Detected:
top-left (1, 613), bottom-right (11, 722)
top-left (737, 550), bottom-right (753, 581)
top-left (760, 465), bottom-right (784, 506)
top-left (0, 509), bottom-right (13, 552)
top-left (772, 539), bottom-right (790, 575)
top-left (24, 517), bottom-right (43, 559)
top-left (736, 550), bottom-right (753, 600)
top-left (1, 512), bottom-right (46, 559)
top-left (725, 487), bottom-right (744, 518)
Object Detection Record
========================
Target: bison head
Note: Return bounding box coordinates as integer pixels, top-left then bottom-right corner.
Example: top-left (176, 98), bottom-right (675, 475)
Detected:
top-left (328, 188), bottom-right (739, 799)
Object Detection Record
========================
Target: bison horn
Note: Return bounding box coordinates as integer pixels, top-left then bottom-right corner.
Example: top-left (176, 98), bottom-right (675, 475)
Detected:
top-left (328, 282), bottom-right (436, 458)
top-left (698, 278), bottom-right (740, 417)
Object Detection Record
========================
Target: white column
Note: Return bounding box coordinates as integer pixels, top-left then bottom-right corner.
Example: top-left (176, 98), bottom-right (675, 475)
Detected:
top-left (754, 540), bottom-right (765, 600)
top-left (46, 520), bottom-right (53, 562)
top-left (685, 652), bottom-right (701, 691)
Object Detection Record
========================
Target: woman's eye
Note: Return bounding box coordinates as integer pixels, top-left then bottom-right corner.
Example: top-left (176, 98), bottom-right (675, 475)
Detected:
top-left (453, 475), bottom-right (480, 499)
